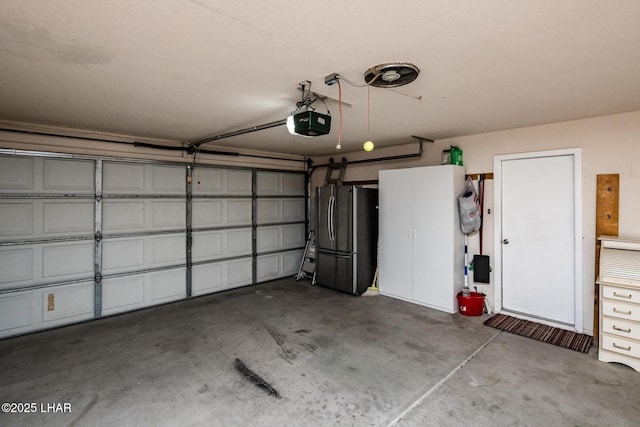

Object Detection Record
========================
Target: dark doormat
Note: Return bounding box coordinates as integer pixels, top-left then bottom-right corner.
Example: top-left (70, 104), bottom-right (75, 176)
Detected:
top-left (484, 313), bottom-right (593, 353)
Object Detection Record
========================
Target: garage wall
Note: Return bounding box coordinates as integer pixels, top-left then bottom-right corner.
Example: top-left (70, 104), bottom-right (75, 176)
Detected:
top-left (0, 152), bottom-right (306, 339)
top-left (309, 110), bottom-right (640, 335)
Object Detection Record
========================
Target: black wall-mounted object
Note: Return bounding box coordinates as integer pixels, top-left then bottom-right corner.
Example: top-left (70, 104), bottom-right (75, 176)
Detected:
top-left (473, 254), bottom-right (491, 283)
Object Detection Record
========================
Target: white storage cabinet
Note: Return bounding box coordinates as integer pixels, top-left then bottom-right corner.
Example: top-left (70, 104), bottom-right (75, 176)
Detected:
top-left (379, 165), bottom-right (465, 313)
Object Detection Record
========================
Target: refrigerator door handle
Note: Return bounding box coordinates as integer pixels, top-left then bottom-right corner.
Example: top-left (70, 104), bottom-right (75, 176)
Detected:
top-left (330, 195), bottom-right (336, 241)
top-left (327, 196), bottom-right (333, 241)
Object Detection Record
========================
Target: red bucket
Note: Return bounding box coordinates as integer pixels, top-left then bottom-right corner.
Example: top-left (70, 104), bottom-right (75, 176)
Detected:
top-left (456, 291), bottom-right (485, 316)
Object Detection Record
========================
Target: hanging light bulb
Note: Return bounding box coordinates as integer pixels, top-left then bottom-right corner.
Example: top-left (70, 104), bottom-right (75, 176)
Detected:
top-left (363, 86), bottom-right (374, 152)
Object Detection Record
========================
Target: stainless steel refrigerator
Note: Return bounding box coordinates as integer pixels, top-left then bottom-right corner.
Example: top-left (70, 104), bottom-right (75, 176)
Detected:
top-left (316, 185), bottom-right (378, 295)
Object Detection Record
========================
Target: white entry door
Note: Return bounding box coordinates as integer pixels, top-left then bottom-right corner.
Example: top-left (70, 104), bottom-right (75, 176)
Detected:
top-left (495, 149), bottom-right (582, 330)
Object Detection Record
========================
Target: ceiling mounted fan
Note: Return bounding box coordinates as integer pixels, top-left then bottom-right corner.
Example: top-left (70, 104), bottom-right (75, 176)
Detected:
top-left (363, 62), bottom-right (420, 88)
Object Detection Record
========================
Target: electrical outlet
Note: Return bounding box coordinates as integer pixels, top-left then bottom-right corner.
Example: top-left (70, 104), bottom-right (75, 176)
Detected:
top-left (47, 293), bottom-right (55, 311)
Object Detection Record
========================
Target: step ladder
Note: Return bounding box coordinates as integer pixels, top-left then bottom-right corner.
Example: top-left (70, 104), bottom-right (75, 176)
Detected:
top-left (324, 157), bottom-right (348, 186)
top-left (296, 231), bottom-right (317, 283)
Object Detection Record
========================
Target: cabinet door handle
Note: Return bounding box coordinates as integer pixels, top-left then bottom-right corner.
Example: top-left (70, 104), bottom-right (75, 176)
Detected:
top-left (613, 292), bottom-right (632, 299)
top-left (613, 343), bottom-right (632, 351)
top-left (613, 325), bottom-right (632, 333)
top-left (613, 308), bottom-right (632, 315)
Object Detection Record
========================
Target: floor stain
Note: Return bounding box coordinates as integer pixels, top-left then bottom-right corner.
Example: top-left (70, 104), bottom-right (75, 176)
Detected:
top-left (300, 342), bottom-right (317, 353)
top-left (234, 358), bottom-right (281, 398)
top-left (266, 326), bottom-right (297, 362)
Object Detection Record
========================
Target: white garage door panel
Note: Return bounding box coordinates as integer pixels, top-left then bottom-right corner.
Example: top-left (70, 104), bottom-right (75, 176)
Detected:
top-left (256, 200), bottom-right (279, 223)
top-left (257, 225), bottom-right (305, 252)
top-left (150, 201), bottom-right (186, 229)
top-left (0, 156), bottom-right (34, 190)
top-left (0, 200), bottom-right (93, 240)
top-left (283, 250), bottom-right (303, 275)
top-left (102, 201), bottom-right (145, 232)
top-left (42, 242), bottom-right (94, 279)
top-left (192, 231), bottom-right (223, 262)
top-left (0, 248), bottom-right (33, 287)
top-left (227, 170), bottom-right (252, 194)
top-left (257, 254), bottom-right (280, 281)
top-left (102, 238), bottom-right (145, 272)
top-left (256, 172), bottom-right (279, 194)
top-left (0, 281), bottom-right (94, 338)
top-left (149, 234), bottom-right (185, 264)
top-left (43, 159), bottom-right (95, 193)
top-left (150, 165), bottom-right (185, 193)
top-left (256, 250), bottom-right (304, 282)
top-left (282, 199), bottom-right (305, 221)
top-left (192, 263), bottom-right (223, 296)
top-left (192, 200), bottom-right (223, 227)
top-left (103, 163), bottom-right (185, 194)
top-left (193, 168), bottom-right (223, 193)
top-left (102, 200), bottom-right (185, 233)
top-left (256, 172), bottom-right (305, 195)
top-left (192, 199), bottom-right (251, 227)
top-left (42, 282), bottom-right (93, 323)
top-left (102, 268), bottom-right (186, 316)
top-left (226, 229), bottom-right (252, 256)
top-left (102, 163), bottom-right (145, 192)
top-left (0, 203), bottom-right (33, 237)
top-left (227, 200), bottom-right (252, 225)
top-left (102, 275), bottom-right (146, 315)
top-left (226, 258), bottom-right (253, 288)
top-left (102, 268), bottom-right (186, 315)
top-left (102, 234), bottom-right (184, 274)
top-left (257, 227), bottom-right (279, 251)
top-left (0, 292), bottom-right (34, 331)
top-left (256, 199), bottom-right (305, 224)
top-left (148, 268), bottom-right (185, 302)
top-left (192, 168), bottom-right (252, 195)
top-left (1, 241), bottom-right (94, 289)
top-left (281, 174), bottom-right (305, 195)
top-left (43, 202), bottom-right (94, 235)
top-left (282, 224), bottom-right (305, 248)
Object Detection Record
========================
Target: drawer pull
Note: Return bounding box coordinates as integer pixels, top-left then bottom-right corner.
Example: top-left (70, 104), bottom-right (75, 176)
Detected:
top-left (613, 325), bottom-right (632, 333)
top-left (613, 308), bottom-right (632, 315)
top-left (613, 292), bottom-right (632, 299)
top-left (613, 343), bottom-right (632, 351)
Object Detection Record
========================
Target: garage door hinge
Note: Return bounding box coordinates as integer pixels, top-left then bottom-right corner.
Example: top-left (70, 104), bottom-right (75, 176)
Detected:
top-left (95, 273), bottom-right (102, 283)
top-left (94, 231), bottom-right (102, 241)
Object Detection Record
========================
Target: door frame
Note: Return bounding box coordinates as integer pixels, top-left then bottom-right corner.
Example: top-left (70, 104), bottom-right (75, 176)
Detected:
top-left (493, 148), bottom-right (583, 332)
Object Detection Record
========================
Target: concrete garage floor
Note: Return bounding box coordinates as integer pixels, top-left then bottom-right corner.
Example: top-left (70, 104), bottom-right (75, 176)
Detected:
top-left (1, 278), bottom-right (639, 427)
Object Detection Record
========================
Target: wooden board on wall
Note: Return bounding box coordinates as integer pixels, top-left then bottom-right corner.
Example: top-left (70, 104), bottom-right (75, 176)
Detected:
top-left (594, 174), bottom-right (619, 336)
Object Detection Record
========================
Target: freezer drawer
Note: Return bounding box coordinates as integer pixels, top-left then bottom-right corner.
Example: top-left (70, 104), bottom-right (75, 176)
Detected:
top-left (315, 250), bottom-right (357, 295)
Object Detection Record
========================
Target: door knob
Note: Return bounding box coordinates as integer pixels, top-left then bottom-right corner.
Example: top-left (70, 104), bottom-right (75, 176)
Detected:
top-left (503, 239), bottom-right (509, 244)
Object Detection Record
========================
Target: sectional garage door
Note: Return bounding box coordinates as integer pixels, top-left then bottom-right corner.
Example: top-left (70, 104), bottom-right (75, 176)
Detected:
top-left (0, 153), bottom-right (306, 338)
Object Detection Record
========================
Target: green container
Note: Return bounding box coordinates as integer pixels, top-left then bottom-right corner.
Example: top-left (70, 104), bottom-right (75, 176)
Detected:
top-left (450, 146), bottom-right (463, 166)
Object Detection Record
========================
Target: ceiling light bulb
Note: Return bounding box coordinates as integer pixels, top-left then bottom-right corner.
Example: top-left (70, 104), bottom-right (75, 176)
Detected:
top-left (381, 70), bottom-right (401, 82)
top-left (286, 115), bottom-right (295, 135)
top-left (363, 140), bottom-right (374, 152)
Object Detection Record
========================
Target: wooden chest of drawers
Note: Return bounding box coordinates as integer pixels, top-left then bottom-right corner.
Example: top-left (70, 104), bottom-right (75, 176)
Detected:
top-left (598, 236), bottom-right (640, 371)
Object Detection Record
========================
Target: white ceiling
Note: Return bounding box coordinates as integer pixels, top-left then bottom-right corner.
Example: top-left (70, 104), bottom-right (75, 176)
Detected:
top-left (1, 0), bottom-right (639, 157)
